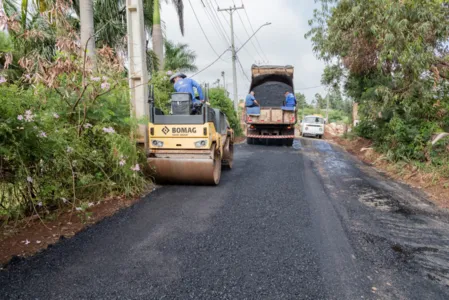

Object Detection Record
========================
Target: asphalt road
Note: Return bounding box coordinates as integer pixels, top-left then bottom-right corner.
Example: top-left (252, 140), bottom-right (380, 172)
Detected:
top-left (1, 139), bottom-right (449, 299)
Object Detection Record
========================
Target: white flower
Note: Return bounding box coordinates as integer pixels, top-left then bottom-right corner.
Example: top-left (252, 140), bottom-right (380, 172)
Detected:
top-left (101, 82), bottom-right (111, 90)
top-left (39, 131), bottom-right (47, 138)
top-left (53, 113), bottom-right (60, 119)
top-left (75, 207), bottom-right (82, 211)
top-left (119, 159), bottom-right (126, 166)
top-left (84, 123), bottom-right (93, 129)
top-left (26, 176), bottom-right (33, 183)
top-left (0, 76), bottom-right (6, 84)
top-left (130, 164), bottom-right (140, 172)
top-left (37, 202), bottom-right (42, 207)
top-left (67, 146), bottom-right (73, 153)
top-left (24, 239), bottom-right (30, 245)
top-left (25, 110), bottom-right (35, 122)
top-left (17, 115), bottom-right (24, 121)
top-left (102, 127), bottom-right (115, 134)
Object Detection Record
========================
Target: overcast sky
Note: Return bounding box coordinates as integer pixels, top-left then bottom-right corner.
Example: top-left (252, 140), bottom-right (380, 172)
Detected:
top-left (160, 0), bottom-right (326, 103)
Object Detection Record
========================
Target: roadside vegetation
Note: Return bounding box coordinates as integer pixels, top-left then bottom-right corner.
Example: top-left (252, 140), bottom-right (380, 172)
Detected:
top-left (0, 0), bottom-right (239, 223)
top-left (307, 0), bottom-right (449, 178)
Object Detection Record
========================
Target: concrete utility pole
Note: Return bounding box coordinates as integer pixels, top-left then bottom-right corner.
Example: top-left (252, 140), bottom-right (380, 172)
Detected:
top-left (126, 0), bottom-right (149, 149)
top-left (221, 71), bottom-right (226, 96)
top-left (218, 5), bottom-right (244, 111)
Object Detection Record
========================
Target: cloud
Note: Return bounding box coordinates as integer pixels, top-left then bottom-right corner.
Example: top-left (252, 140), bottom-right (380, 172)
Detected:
top-left (160, 0), bottom-right (327, 103)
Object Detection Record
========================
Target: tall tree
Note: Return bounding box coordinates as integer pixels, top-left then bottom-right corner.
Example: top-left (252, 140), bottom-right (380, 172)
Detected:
top-left (152, 0), bottom-right (184, 70)
top-left (164, 39), bottom-right (197, 72)
top-left (80, 0), bottom-right (96, 68)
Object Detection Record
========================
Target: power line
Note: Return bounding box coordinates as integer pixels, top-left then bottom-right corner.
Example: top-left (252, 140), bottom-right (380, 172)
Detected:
top-left (232, 0), bottom-right (264, 62)
top-left (190, 48), bottom-right (231, 78)
top-left (241, 0), bottom-right (269, 62)
top-left (214, 0), bottom-right (254, 61)
top-left (295, 85), bottom-right (324, 91)
top-left (188, 0), bottom-right (225, 60)
top-left (200, 0), bottom-right (230, 47)
top-left (237, 56), bottom-right (250, 82)
top-left (206, 0), bottom-right (232, 44)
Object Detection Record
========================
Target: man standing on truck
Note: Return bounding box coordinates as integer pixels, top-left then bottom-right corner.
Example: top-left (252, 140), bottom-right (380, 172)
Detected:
top-left (245, 91), bottom-right (260, 107)
top-left (284, 91), bottom-right (297, 107)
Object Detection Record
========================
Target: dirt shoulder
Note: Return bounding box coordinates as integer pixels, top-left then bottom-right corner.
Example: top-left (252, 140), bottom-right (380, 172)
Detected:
top-left (0, 187), bottom-right (155, 267)
top-left (326, 134), bottom-right (449, 210)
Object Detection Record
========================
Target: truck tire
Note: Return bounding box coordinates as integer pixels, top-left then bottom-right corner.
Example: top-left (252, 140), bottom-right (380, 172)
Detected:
top-left (284, 138), bottom-right (294, 147)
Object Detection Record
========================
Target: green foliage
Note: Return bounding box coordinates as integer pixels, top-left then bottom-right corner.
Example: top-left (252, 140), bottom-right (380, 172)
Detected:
top-left (164, 40), bottom-right (197, 72)
top-left (0, 77), bottom-right (147, 221)
top-left (150, 71), bottom-right (174, 113)
top-left (307, 0), bottom-right (449, 166)
top-left (208, 88), bottom-right (243, 136)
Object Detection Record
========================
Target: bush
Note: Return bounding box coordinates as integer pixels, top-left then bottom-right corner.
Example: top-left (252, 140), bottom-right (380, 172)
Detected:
top-left (208, 88), bottom-right (243, 136)
top-left (0, 78), bottom-right (147, 220)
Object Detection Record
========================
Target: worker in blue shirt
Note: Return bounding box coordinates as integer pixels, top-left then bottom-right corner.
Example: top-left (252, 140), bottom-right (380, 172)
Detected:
top-left (170, 73), bottom-right (204, 105)
top-left (245, 91), bottom-right (260, 107)
top-left (284, 91), bottom-right (296, 107)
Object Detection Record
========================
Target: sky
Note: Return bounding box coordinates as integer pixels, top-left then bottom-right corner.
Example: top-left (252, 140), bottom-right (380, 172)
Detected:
top-left (160, 0), bottom-right (327, 103)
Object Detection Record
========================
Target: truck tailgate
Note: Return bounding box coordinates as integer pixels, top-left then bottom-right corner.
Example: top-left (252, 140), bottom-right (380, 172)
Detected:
top-left (246, 107), bottom-right (296, 124)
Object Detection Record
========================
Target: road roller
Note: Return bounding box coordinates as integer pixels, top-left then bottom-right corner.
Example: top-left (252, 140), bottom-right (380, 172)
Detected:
top-left (147, 89), bottom-right (234, 185)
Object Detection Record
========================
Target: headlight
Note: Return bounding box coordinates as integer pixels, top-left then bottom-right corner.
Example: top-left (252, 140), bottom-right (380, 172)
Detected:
top-left (151, 140), bottom-right (164, 147)
top-left (195, 140), bottom-right (207, 148)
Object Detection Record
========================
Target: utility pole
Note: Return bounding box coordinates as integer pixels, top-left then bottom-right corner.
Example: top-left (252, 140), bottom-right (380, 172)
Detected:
top-left (126, 0), bottom-right (149, 149)
top-left (325, 92), bottom-right (330, 123)
top-left (221, 71), bottom-right (226, 96)
top-left (218, 5), bottom-right (244, 111)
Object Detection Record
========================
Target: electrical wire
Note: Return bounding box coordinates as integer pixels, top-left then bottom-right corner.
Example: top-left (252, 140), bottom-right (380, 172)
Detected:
top-left (232, 0), bottom-right (264, 62)
top-left (206, 0), bottom-right (232, 44)
top-left (241, 0), bottom-right (269, 62)
top-left (190, 48), bottom-right (231, 78)
top-left (188, 0), bottom-right (223, 58)
top-left (237, 56), bottom-right (251, 82)
top-left (295, 85), bottom-right (324, 90)
top-left (201, 0), bottom-right (231, 46)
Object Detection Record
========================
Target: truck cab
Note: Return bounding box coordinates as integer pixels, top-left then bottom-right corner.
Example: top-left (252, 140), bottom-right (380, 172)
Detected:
top-left (301, 115), bottom-right (325, 139)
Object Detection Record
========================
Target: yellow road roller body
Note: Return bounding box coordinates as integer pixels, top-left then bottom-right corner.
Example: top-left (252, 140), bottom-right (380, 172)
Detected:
top-left (147, 93), bottom-right (234, 185)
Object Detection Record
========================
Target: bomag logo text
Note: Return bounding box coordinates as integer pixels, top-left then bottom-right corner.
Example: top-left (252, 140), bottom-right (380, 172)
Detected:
top-left (172, 127), bottom-right (197, 134)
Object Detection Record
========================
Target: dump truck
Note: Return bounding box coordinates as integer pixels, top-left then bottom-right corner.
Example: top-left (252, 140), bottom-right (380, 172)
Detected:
top-left (245, 65), bottom-right (297, 146)
top-left (147, 86), bottom-right (234, 185)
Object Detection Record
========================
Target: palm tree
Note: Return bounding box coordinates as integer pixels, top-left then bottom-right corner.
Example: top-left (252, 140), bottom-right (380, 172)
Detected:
top-left (80, 0), bottom-right (96, 68)
top-left (164, 39), bottom-right (197, 72)
top-left (152, 0), bottom-right (184, 70)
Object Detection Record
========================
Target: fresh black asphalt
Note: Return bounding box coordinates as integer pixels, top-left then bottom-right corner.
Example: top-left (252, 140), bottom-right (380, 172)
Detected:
top-left (1, 139), bottom-right (448, 299)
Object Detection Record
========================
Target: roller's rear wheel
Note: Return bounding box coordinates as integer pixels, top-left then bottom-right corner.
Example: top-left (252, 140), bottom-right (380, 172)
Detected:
top-left (222, 140), bottom-right (234, 170)
top-left (212, 150), bottom-right (222, 185)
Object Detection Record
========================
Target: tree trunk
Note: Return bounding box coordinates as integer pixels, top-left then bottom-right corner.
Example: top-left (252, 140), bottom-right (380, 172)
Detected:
top-left (152, 0), bottom-right (163, 70)
top-left (0, 0), bottom-right (8, 34)
top-left (80, 0), bottom-right (96, 69)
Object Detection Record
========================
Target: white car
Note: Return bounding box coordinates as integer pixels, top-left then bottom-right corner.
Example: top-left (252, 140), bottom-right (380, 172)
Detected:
top-left (301, 115), bottom-right (325, 139)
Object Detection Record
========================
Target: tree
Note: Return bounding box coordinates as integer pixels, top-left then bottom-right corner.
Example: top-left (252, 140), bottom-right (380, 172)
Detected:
top-left (80, 0), bottom-right (96, 68)
top-left (164, 39), bottom-right (197, 72)
top-left (314, 93), bottom-right (326, 109)
top-left (152, 0), bottom-right (184, 70)
top-left (306, 0), bottom-right (449, 162)
top-left (209, 87), bottom-right (242, 135)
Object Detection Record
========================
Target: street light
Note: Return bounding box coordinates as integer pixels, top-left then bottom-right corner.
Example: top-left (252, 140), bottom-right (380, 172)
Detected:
top-left (236, 22), bottom-right (272, 54)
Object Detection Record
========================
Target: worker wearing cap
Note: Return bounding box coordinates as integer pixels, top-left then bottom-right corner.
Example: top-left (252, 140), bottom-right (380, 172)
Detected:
top-left (284, 91), bottom-right (296, 107)
top-left (170, 73), bottom-right (204, 105)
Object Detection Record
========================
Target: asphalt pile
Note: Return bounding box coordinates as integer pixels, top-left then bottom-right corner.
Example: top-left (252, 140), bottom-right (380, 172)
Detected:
top-left (252, 81), bottom-right (293, 107)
